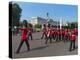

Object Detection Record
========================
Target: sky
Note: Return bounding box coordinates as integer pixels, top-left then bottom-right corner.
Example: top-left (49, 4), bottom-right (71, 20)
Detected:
top-left (12, 1), bottom-right (78, 22)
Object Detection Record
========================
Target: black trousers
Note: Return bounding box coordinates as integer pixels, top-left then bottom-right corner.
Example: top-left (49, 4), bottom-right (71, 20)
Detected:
top-left (41, 33), bottom-right (46, 39)
top-left (59, 35), bottom-right (62, 41)
top-left (45, 35), bottom-right (52, 44)
top-left (52, 35), bottom-right (55, 40)
top-left (16, 39), bottom-right (30, 53)
top-left (28, 34), bottom-right (33, 40)
top-left (63, 36), bottom-right (69, 42)
top-left (69, 40), bottom-right (75, 51)
top-left (62, 35), bottom-right (64, 40)
top-left (56, 35), bottom-right (59, 41)
top-left (55, 34), bottom-right (57, 41)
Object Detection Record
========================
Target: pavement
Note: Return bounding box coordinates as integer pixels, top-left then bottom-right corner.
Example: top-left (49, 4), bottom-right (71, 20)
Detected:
top-left (12, 32), bottom-right (78, 58)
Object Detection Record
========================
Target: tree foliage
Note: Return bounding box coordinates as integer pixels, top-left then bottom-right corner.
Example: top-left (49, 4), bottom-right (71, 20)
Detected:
top-left (34, 24), bottom-right (42, 28)
top-left (10, 2), bottom-right (22, 27)
top-left (28, 23), bottom-right (33, 28)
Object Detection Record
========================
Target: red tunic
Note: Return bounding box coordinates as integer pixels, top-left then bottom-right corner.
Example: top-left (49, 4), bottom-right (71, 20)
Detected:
top-left (54, 29), bottom-right (58, 35)
top-left (74, 28), bottom-right (78, 35)
top-left (62, 30), bottom-right (65, 36)
top-left (59, 29), bottom-right (63, 35)
top-left (71, 29), bottom-right (75, 34)
top-left (19, 28), bottom-right (30, 40)
top-left (51, 28), bottom-right (55, 36)
top-left (70, 34), bottom-right (76, 41)
top-left (52, 30), bottom-right (54, 36)
top-left (57, 29), bottom-right (60, 35)
top-left (29, 28), bottom-right (32, 35)
top-left (47, 28), bottom-right (52, 37)
top-left (68, 29), bottom-right (70, 32)
top-left (64, 30), bottom-right (68, 37)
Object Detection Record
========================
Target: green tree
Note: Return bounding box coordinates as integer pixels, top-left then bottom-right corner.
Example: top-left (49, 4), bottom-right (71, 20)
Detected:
top-left (34, 24), bottom-right (42, 32)
top-left (34, 24), bottom-right (42, 28)
top-left (11, 2), bottom-right (22, 27)
top-left (19, 21), bottom-right (23, 27)
top-left (28, 23), bottom-right (33, 28)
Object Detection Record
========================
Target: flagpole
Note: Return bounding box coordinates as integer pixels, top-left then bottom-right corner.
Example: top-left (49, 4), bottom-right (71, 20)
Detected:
top-left (60, 17), bottom-right (62, 29)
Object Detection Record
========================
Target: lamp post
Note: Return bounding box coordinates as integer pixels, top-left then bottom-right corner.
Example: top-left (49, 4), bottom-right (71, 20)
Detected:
top-left (46, 12), bottom-right (50, 26)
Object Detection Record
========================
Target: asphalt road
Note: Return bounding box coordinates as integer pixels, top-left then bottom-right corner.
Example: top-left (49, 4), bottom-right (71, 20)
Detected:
top-left (12, 32), bottom-right (78, 58)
